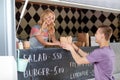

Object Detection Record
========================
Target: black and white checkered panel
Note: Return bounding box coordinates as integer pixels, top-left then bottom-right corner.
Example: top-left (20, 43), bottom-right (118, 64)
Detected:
top-left (16, 1), bottom-right (81, 40)
top-left (16, 1), bottom-right (120, 42)
top-left (117, 14), bottom-right (120, 41)
top-left (81, 9), bottom-right (119, 42)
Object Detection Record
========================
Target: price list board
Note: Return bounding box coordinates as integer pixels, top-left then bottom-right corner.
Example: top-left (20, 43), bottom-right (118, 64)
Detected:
top-left (18, 47), bottom-right (98, 80)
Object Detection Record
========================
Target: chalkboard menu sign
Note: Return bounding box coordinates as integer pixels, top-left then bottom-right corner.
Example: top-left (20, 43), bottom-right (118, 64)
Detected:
top-left (18, 47), bottom-right (98, 80)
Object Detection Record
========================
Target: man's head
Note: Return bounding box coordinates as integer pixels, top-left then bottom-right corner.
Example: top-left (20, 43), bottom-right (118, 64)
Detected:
top-left (95, 25), bottom-right (113, 44)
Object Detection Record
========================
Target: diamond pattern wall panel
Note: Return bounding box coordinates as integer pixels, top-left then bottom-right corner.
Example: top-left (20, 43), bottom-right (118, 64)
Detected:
top-left (16, 1), bottom-right (81, 40)
top-left (117, 14), bottom-right (120, 41)
top-left (81, 9), bottom-right (120, 42)
top-left (16, 1), bottom-right (120, 42)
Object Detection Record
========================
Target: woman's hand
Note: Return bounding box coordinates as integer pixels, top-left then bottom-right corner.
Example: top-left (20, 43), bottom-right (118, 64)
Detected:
top-left (48, 23), bottom-right (55, 35)
top-left (41, 21), bottom-right (47, 31)
top-left (54, 41), bottom-right (61, 46)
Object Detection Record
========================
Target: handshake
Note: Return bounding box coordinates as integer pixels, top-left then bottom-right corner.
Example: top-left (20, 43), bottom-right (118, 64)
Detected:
top-left (60, 36), bottom-right (72, 44)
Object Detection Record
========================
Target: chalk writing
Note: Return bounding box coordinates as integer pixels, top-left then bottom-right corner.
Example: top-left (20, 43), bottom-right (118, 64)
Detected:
top-left (23, 66), bottom-right (65, 78)
top-left (23, 53), bottom-right (48, 62)
top-left (18, 47), bottom-right (98, 80)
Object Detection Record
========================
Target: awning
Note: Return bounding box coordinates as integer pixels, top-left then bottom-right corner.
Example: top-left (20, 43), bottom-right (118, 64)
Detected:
top-left (29, 0), bottom-right (120, 13)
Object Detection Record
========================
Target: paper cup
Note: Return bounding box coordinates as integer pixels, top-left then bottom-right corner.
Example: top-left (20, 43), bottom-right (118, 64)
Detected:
top-left (23, 41), bottom-right (30, 49)
top-left (17, 59), bottom-right (28, 72)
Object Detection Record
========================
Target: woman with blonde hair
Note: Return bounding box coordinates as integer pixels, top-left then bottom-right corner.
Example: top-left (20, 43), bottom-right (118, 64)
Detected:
top-left (29, 9), bottom-right (60, 48)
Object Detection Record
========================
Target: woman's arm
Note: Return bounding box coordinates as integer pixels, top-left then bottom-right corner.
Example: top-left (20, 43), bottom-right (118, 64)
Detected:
top-left (50, 33), bottom-right (59, 42)
top-left (48, 25), bottom-right (57, 42)
top-left (35, 35), bottom-right (60, 46)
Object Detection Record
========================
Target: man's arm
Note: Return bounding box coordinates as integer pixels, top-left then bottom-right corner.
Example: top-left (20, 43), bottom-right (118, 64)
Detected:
top-left (71, 43), bottom-right (88, 57)
top-left (61, 42), bottom-right (90, 65)
top-left (69, 47), bottom-right (90, 64)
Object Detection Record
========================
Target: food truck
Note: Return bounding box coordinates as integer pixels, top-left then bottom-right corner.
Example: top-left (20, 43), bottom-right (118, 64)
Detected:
top-left (0, 0), bottom-right (120, 80)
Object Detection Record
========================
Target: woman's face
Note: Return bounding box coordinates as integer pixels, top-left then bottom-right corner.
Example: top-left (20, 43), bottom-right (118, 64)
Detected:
top-left (43, 13), bottom-right (55, 25)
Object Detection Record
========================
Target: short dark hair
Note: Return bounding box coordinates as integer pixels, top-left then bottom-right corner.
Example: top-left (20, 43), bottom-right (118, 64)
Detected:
top-left (98, 25), bottom-right (113, 41)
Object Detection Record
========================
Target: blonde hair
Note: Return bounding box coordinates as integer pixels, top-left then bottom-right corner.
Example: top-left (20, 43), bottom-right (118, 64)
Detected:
top-left (38, 9), bottom-right (56, 41)
top-left (38, 9), bottom-right (55, 26)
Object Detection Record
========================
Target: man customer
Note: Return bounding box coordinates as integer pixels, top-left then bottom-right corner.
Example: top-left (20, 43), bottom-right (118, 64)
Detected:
top-left (61, 25), bottom-right (115, 80)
